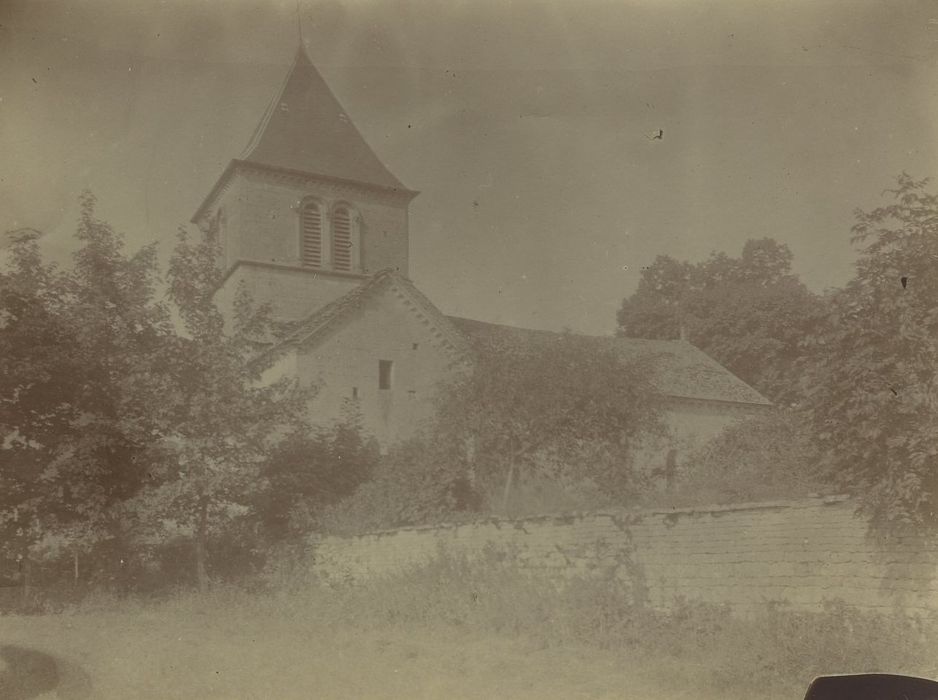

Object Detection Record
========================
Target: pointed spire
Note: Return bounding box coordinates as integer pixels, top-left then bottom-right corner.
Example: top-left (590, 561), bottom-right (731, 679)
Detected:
top-left (295, 0), bottom-right (304, 46)
top-left (239, 46), bottom-right (407, 191)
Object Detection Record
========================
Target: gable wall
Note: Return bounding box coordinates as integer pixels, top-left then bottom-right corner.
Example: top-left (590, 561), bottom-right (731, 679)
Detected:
top-left (664, 398), bottom-right (767, 449)
top-left (296, 290), bottom-right (463, 444)
top-left (633, 399), bottom-right (769, 476)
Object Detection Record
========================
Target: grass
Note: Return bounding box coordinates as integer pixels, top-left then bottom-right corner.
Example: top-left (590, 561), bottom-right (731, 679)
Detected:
top-left (3, 552), bottom-right (937, 699)
top-left (3, 589), bottom-right (709, 700)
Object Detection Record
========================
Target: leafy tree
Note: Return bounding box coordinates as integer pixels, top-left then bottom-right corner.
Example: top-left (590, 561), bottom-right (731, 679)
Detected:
top-left (685, 277), bottom-right (827, 405)
top-left (616, 254), bottom-right (694, 341)
top-left (661, 410), bottom-right (823, 507)
top-left (0, 237), bottom-right (76, 568)
top-left (804, 174), bottom-right (938, 534)
top-left (256, 405), bottom-right (379, 542)
top-left (435, 330), bottom-right (665, 515)
top-left (617, 238), bottom-right (825, 404)
top-left (125, 223), bottom-right (312, 591)
top-left (319, 330), bottom-right (664, 530)
top-left (0, 194), bottom-right (171, 580)
top-left (315, 433), bottom-right (476, 534)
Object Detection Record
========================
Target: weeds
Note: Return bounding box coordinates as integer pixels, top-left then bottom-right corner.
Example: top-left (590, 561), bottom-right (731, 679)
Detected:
top-left (274, 549), bottom-right (938, 697)
top-left (18, 547), bottom-right (938, 699)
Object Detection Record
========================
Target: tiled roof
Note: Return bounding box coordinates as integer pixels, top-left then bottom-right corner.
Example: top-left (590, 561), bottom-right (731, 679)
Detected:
top-left (447, 316), bottom-right (772, 406)
top-left (259, 273), bottom-right (770, 407)
top-left (240, 46), bottom-right (409, 192)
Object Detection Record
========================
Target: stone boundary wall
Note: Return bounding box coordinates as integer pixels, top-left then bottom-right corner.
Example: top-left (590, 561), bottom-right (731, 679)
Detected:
top-left (310, 496), bottom-right (938, 616)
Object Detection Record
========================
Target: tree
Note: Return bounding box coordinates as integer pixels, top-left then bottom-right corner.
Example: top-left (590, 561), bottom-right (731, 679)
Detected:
top-left (125, 223), bottom-right (312, 591)
top-left (804, 174), bottom-right (938, 534)
top-left (318, 329), bottom-right (664, 530)
top-left (616, 254), bottom-right (694, 341)
top-left (315, 433), bottom-right (477, 534)
top-left (256, 404), bottom-right (379, 542)
top-left (0, 237), bottom-right (77, 569)
top-left (685, 277), bottom-right (827, 405)
top-left (662, 409), bottom-right (823, 507)
top-left (0, 193), bottom-right (172, 583)
top-left (434, 329), bottom-right (665, 514)
top-left (2, 198), bottom-right (328, 590)
top-left (617, 238), bottom-right (825, 404)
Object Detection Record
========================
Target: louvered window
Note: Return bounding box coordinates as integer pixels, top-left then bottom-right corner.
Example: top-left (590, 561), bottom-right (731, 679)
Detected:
top-left (300, 201), bottom-right (322, 267)
top-left (332, 206), bottom-right (353, 271)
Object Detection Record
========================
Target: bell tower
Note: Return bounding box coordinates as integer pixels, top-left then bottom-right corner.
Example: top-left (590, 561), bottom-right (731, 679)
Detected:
top-left (192, 46), bottom-right (418, 323)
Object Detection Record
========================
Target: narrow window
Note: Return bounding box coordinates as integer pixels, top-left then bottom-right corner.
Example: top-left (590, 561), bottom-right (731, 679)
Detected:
top-left (378, 360), bottom-right (393, 390)
top-left (300, 201), bottom-right (322, 267)
top-left (351, 386), bottom-right (359, 400)
top-left (412, 343), bottom-right (419, 350)
top-left (332, 206), bottom-right (353, 271)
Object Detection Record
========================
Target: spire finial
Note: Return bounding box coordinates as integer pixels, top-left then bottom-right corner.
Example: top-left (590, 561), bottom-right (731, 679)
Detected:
top-left (296, 0), bottom-right (304, 47)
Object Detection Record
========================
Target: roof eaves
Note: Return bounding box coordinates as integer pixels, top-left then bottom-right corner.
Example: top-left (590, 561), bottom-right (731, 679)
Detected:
top-left (447, 316), bottom-right (772, 407)
top-left (233, 160), bottom-right (419, 200)
top-left (190, 159), bottom-right (238, 224)
top-left (662, 393), bottom-right (773, 408)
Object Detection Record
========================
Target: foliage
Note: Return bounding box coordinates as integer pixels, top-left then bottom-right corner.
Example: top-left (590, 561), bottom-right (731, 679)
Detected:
top-left (656, 410), bottom-right (825, 506)
top-left (0, 192), bottom-right (172, 566)
top-left (617, 238), bottom-right (826, 404)
top-left (124, 222), bottom-right (312, 590)
top-left (256, 405), bottom-right (380, 541)
top-left (804, 174), bottom-right (938, 534)
top-left (315, 432), bottom-right (480, 534)
top-left (8, 569), bottom-right (935, 698)
top-left (1, 194), bottom-right (342, 591)
top-left (436, 330), bottom-right (665, 514)
top-left (320, 329), bottom-right (664, 530)
top-left (263, 549), bottom-right (938, 698)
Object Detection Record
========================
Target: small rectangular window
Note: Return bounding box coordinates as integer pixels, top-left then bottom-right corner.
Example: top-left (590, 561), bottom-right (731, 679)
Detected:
top-left (412, 343), bottom-right (419, 350)
top-left (378, 360), bottom-right (393, 390)
top-left (351, 387), bottom-right (359, 400)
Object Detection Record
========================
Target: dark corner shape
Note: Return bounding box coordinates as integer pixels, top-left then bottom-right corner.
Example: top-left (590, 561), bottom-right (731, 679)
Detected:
top-left (804, 674), bottom-right (938, 700)
top-left (0, 645), bottom-right (92, 700)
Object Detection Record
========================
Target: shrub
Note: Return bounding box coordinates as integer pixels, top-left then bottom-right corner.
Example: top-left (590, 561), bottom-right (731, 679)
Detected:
top-left (660, 409), bottom-right (827, 506)
top-left (256, 409), bottom-right (380, 542)
top-left (315, 434), bottom-right (482, 535)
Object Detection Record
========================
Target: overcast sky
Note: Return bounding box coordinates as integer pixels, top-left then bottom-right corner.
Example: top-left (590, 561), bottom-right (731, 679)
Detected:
top-left (2, 0), bottom-right (937, 334)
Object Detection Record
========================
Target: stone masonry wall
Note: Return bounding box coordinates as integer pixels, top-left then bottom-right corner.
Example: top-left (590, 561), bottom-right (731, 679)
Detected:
top-left (311, 496), bottom-right (938, 616)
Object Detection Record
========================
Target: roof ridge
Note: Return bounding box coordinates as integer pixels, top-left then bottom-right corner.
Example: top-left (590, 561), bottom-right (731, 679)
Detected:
top-left (445, 315), bottom-right (685, 345)
top-left (240, 48), bottom-right (306, 160)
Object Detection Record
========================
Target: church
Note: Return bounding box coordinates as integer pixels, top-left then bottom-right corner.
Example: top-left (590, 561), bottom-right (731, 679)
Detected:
top-left (191, 46), bottom-right (770, 460)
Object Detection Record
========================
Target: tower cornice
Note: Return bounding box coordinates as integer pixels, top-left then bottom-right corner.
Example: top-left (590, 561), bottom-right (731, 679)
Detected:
top-left (191, 158), bottom-right (419, 225)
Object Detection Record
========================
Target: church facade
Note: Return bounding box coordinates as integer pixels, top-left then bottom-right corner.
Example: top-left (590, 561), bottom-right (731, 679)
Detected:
top-left (193, 46), bottom-right (771, 458)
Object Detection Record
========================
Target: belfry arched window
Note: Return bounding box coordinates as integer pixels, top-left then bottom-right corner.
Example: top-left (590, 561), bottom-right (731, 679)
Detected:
top-left (331, 205), bottom-right (355, 272)
top-left (299, 199), bottom-right (323, 267)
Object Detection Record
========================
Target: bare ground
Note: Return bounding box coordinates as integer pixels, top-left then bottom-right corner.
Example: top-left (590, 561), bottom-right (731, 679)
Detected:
top-left (1, 598), bottom-right (727, 700)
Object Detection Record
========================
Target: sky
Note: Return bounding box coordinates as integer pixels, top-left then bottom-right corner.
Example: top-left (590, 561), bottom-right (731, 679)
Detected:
top-left (1, 0), bottom-right (937, 335)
